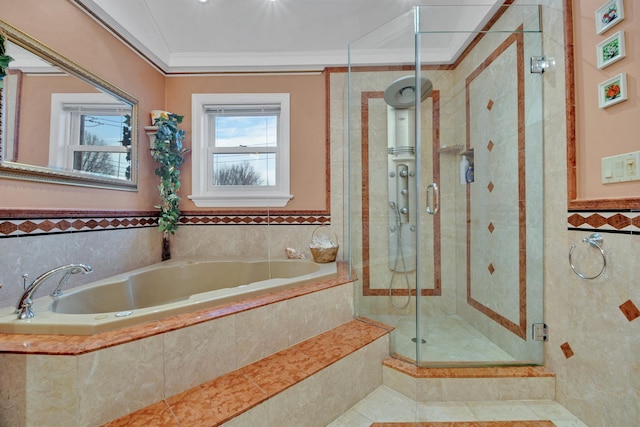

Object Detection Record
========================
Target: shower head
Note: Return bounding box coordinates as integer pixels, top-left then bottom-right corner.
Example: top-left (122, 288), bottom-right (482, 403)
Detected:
top-left (384, 75), bottom-right (433, 109)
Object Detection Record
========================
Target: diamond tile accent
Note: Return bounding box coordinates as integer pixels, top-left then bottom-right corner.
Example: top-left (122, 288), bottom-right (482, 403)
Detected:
top-left (487, 263), bottom-right (495, 274)
top-left (619, 300), bottom-right (640, 322)
top-left (486, 99), bottom-right (494, 110)
top-left (0, 221), bottom-right (19, 235)
top-left (560, 342), bottom-right (574, 359)
top-left (488, 222), bottom-right (495, 233)
top-left (487, 181), bottom-right (494, 192)
top-left (19, 221), bottom-right (38, 233)
top-left (607, 213), bottom-right (631, 230)
top-left (487, 140), bottom-right (494, 152)
top-left (585, 214), bottom-right (607, 229)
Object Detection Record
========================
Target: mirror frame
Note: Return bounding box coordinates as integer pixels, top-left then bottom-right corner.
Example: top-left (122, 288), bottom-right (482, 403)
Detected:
top-left (0, 19), bottom-right (138, 191)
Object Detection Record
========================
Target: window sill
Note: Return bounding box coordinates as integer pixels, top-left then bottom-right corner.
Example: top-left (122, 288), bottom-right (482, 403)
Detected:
top-left (188, 193), bottom-right (293, 208)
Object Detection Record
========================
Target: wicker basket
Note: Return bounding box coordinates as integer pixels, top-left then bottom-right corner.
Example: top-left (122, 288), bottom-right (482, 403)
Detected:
top-left (309, 225), bottom-right (339, 263)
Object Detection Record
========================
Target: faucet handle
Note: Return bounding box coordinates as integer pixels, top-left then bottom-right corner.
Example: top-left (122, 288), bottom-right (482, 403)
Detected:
top-left (22, 274), bottom-right (29, 290)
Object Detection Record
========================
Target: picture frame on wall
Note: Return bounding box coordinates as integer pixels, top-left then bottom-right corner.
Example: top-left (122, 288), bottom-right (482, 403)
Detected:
top-left (598, 73), bottom-right (627, 108)
top-left (595, 0), bottom-right (624, 34)
top-left (597, 31), bottom-right (625, 69)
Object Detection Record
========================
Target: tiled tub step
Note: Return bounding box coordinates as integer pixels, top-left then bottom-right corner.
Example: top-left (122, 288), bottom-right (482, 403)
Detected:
top-left (370, 422), bottom-right (555, 427)
top-left (104, 319), bottom-right (390, 427)
top-left (383, 358), bottom-right (556, 402)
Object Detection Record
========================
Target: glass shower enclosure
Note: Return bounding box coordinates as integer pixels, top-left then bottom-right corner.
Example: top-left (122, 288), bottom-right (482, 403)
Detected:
top-left (347, 4), bottom-right (544, 367)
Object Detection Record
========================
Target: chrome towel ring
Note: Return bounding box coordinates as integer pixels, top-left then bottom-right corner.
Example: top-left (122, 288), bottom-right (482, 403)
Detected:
top-left (569, 233), bottom-right (607, 280)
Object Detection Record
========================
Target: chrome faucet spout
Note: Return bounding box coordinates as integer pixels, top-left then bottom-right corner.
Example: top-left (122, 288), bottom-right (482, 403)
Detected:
top-left (15, 263), bottom-right (92, 320)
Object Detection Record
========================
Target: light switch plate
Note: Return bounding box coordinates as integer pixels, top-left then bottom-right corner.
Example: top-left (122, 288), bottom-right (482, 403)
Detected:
top-left (602, 151), bottom-right (640, 184)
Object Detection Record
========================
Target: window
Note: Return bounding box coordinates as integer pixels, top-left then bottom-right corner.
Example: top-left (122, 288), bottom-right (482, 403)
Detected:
top-left (190, 93), bottom-right (292, 207)
top-left (49, 93), bottom-right (132, 179)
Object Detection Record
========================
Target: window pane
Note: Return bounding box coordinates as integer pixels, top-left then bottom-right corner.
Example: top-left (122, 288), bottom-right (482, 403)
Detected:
top-left (215, 115), bottom-right (277, 148)
top-left (212, 153), bottom-right (276, 186)
top-left (73, 151), bottom-right (131, 179)
top-left (80, 114), bottom-right (132, 148)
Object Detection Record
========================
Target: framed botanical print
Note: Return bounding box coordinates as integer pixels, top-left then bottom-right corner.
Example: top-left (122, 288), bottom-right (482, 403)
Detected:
top-left (597, 31), bottom-right (625, 69)
top-left (598, 73), bottom-right (627, 108)
top-left (595, 0), bottom-right (624, 34)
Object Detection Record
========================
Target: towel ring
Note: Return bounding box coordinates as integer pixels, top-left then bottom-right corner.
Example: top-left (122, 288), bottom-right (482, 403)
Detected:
top-left (569, 233), bottom-right (606, 280)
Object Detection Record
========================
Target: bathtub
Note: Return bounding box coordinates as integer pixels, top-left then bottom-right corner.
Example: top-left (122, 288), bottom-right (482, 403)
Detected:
top-left (0, 259), bottom-right (337, 335)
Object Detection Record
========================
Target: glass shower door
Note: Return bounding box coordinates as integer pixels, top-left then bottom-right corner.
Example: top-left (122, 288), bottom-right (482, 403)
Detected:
top-left (413, 4), bottom-right (545, 367)
top-left (348, 4), bottom-right (544, 367)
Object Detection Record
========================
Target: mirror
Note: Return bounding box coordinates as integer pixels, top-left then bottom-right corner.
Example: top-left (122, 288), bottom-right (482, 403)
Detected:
top-left (0, 19), bottom-right (138, 191)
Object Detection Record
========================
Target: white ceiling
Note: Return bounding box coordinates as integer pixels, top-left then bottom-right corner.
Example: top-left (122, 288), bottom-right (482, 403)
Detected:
top-left (72, 0), bottom-right (505, 74)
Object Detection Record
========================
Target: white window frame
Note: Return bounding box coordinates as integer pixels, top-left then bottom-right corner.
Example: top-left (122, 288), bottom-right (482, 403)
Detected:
top-left (49, 93), bottom-right (131, 174)
top-left (190, 93), bottom-right (293, 207)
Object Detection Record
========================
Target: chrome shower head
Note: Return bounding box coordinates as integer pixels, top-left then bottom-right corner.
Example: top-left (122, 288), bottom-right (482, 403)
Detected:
top-left (384, 75), bottom-right (433, 108)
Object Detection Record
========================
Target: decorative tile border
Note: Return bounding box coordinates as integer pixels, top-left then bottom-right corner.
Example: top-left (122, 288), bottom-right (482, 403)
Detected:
top-left (0, 211), bottom-right (331, 238)
top-left (180, 214), bottom-right (331, 226)
top-left (0, 215), bottom-right (157, 238)
top-left (567, 210), bottom-right (640, 234)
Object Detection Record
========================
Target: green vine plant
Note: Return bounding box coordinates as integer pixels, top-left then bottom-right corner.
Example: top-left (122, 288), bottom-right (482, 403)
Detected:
top-left (150, 113), bottom-right (188, 241)
top-left (0, 31), bottom-right (15, 89)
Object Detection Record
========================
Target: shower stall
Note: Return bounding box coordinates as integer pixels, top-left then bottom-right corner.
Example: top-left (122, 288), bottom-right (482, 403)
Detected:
top-left (347, 3), bottom-right (545, 367)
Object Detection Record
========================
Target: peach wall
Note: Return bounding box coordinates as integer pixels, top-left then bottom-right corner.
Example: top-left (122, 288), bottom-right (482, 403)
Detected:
top-left (1, 0), bottom-right (165, 211)
top-left (164, 74), bottom-right (327, 211)
top-left (573, 0), bottom-right (639, 200)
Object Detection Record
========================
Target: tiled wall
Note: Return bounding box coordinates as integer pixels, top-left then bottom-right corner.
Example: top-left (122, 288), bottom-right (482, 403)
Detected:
top-left (540, 1), bottom-right (640, 425)
top-left (0, 220), bottom-right (161, 309)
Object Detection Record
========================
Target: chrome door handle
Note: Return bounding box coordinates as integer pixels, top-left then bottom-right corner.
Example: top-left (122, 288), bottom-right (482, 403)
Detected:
top-left (426, 183), bottom-right (439, 215)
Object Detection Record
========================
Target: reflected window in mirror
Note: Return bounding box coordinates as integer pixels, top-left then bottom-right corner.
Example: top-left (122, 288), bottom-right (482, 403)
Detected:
top-left (49, 93), bottom-right (132, 179)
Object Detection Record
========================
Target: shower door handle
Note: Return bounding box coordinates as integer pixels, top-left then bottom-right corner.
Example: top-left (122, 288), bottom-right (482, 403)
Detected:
top-left (426, 183), bottom-right (439, 215)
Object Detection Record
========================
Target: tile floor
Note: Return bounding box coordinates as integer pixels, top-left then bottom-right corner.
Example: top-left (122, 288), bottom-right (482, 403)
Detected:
top-left (368, 314), bottom-right (515, 363)
top-left (327, 386), bottom-right (587, 427)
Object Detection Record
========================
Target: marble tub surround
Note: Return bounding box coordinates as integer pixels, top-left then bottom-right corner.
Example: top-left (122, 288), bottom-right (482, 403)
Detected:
top-left (0, 261), bottom-right (351, 355)
top-left (0, 267), bottom-right (354, 426)
top-left (103, 319), bottom-right (390, 427)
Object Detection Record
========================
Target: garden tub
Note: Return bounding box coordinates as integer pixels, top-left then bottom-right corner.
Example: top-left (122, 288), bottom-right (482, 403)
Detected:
top-left (0, 259), bottom-right (337, 335)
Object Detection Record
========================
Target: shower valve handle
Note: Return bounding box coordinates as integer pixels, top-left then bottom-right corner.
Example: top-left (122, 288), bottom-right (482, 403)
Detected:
top-left (426, 183), bottom-right (439, 215)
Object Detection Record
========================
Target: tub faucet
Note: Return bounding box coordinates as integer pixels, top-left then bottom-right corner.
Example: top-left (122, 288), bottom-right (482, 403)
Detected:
top-left (15, 264), bottom-right (92, 320)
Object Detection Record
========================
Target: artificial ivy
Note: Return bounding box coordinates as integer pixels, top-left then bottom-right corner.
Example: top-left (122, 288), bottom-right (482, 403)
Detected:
top-left (150, 113), bottom-right (187, 236)
top-left (0, 31), bottom-right (15, 89)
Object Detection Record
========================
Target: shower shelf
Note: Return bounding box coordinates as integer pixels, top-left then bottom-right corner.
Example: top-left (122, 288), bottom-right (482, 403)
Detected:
top-left (437, 144), bottom-right (464, 154)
